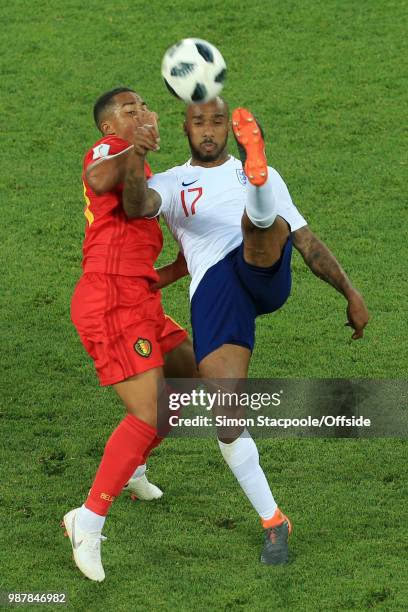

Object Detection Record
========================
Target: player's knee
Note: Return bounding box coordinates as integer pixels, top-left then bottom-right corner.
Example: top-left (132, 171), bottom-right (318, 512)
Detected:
top-left (242, 210), bottom-right (270, 233)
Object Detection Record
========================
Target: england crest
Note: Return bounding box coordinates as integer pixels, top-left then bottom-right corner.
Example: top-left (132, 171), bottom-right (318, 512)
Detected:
top-left (236, 168), bottom-right (247, 185)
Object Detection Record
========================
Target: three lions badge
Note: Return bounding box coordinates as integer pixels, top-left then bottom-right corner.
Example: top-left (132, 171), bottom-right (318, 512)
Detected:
top-left (134, 338), bottom-right (152, 358)
top-left (236, 168), bottom-right (247, 185)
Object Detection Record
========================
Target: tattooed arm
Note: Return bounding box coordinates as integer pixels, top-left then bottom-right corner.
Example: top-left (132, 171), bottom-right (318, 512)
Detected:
top-left (292, 226), bottom-right (369, 339)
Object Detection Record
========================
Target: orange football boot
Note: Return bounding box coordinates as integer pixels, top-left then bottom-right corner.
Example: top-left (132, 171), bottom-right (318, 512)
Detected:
top-left (232, 107), bottom-right (268, 186)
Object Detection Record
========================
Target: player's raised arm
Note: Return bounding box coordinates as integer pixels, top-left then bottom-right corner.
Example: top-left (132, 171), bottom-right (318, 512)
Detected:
top-left (292, 225), bottom-right (369, 339)
top-left (85, 147), bottom-right (134, 195)
top-left (85, 105), bottom-right (159, 196)
top-left (123, 123), bottom-right (162, 219)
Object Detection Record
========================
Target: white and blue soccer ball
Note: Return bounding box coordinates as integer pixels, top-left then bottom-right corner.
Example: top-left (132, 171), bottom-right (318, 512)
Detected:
top-left (161, 38), bottom-right (227, 104)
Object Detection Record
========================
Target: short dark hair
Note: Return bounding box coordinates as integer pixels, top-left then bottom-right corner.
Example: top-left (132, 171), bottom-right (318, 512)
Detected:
top-left (93, 87), bottom-right (136, 131)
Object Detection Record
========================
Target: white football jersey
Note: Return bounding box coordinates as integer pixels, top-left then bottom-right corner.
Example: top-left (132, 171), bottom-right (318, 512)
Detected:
top-left (148, 156), bottom-right (307, 299)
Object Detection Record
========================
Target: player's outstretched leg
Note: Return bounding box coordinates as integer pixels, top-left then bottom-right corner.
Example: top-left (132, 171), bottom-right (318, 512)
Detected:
top-left (232, 107), bottom-right (289, 270)
top-left (232, 108), bottom-right (278, 231)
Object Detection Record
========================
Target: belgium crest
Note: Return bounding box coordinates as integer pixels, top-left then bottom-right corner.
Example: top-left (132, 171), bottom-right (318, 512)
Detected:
top-left (134, 338), bottom-right (152, 358)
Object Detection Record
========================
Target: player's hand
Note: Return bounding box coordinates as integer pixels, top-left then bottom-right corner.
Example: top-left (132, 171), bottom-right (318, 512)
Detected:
top-left (132, 109), bottom-right (160, 154)
top-left (132, 124), bottom-right (160, 156)
top-left (345, 290), bottom-right (369, 340)
top-left (141, 110), bottom-right (159, 143)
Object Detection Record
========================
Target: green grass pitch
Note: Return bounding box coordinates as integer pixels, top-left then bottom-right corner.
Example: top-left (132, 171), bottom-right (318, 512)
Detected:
top-left (1, 0), bottom-right (407, 610)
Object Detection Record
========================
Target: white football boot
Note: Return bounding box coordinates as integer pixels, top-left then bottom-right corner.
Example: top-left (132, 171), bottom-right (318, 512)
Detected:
top-left (124, 474), bottom-right (163, 501)
top-left (62, 508), bottom-right (106, 582)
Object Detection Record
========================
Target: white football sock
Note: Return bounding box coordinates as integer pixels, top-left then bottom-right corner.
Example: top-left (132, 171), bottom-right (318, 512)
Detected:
top-left (76, 504), bottom-right (106, 533)
top-left (218, 430), bottom-right (277, 521)
top-left (245, 178), bottom-right (277, 228)
top-left (130, 463), bottom-right (147, 480)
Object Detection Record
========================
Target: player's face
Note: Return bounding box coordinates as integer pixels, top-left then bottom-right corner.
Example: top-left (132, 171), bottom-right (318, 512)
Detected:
top-left (184, 99), bottom-right (229, 166)
top-left (102, 92), bottom-right (152, 143)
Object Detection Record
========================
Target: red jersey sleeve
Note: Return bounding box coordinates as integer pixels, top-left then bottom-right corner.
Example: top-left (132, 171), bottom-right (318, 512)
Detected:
top-left (83, 135), bottom-right (132, 172)
top-left (83, 136), bottom-right (153, 181)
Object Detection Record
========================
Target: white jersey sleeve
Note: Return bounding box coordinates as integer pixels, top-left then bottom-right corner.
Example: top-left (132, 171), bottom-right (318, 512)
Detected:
top-left (269, 167), bottom-right (307, 232)
top-left (148, 170), bottom-right (178, 216)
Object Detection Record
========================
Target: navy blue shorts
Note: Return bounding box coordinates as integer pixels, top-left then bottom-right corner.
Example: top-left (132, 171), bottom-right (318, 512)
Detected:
top-left (191, 237), bottom-right (292, 364)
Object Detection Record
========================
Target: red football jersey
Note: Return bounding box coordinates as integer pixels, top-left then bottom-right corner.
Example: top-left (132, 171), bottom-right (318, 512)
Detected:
top-left (81, 135), bottom-right (163, 278)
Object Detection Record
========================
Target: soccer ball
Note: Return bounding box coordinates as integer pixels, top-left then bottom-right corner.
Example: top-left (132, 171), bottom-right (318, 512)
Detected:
top-left (161, 38), bottom-right (227, 104)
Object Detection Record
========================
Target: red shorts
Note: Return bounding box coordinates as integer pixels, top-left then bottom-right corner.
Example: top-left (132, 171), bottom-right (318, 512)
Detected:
top-left (71, 273), bottom-right (188, 386)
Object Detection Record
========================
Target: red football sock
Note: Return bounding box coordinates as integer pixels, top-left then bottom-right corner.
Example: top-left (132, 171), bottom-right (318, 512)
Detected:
top-left (85, 414), bottom-right (157, 515)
